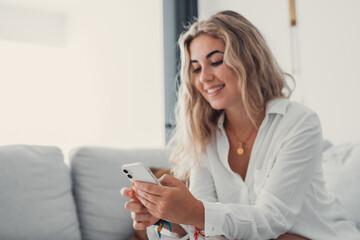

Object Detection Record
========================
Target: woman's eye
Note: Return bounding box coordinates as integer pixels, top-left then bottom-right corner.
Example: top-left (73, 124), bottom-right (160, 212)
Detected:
top-left (211, 60), bottom-right (223, 66)
top-left (193, 67), bottom-right (201, 73)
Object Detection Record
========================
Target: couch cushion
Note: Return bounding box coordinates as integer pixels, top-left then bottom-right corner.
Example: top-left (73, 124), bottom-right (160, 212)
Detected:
top-left (70, 147), bottom-right (170, 240)
top-left (0, 145), bottom-right (81, 240)
top-left (322, 142), bottom-right (360, 228)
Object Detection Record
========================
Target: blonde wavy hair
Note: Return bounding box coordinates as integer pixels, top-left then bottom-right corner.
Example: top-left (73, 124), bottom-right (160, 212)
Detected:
top-left (169, 10), bottom-right (293, 182)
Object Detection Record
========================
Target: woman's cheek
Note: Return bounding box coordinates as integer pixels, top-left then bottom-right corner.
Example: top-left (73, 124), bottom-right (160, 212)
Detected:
top-left (194, 81), bottom-right (205, 97)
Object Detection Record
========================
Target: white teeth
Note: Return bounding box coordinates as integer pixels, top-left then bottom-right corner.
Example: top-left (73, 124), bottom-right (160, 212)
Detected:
top-left (207, 85), bottom-right (224, 94)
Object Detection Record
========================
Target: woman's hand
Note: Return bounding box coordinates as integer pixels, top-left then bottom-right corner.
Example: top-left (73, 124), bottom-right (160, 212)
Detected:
top-left (133, 174), bottom-right (205, 229)
top-left (120, 187), bottom-right (159, 230)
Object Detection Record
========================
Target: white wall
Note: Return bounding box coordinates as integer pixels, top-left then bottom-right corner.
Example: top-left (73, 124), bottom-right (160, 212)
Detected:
top-left (199, 0), bottom-right (360, 144)
top-left (0, 0), bottom-right (165, 160)
top-left (296, 0), bottom-right (360, 144)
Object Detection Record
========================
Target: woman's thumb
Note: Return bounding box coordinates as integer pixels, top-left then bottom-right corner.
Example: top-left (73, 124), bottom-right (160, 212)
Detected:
top-left (158, 174), bottom-right (181, 187)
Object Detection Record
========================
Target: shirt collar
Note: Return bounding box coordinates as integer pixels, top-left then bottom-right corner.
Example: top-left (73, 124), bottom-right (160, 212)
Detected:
top-left (266, 98), bottom-right (289, 116)
top-left (217, 112), bottom-right (226, 128)
top-left (217, 98), bottom-right (289, 128)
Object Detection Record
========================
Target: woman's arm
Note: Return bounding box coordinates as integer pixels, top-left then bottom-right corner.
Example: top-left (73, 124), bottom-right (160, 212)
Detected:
top-left (135, 175), bottom-right (310, 239)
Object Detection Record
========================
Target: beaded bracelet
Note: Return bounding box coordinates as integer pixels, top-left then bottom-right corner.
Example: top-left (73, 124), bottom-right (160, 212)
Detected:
top-left (154, 219), bottom-right (172, 238)
top-left (194, 227), bottom-right (215, 240)
top-left (194, 227), bottom-right (206, 240)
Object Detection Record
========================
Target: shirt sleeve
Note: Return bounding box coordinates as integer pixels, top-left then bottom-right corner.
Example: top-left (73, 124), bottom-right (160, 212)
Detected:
top-left (203, 113), bottom-right (323, 239)
top-left (189, 158), bottom-right (218, 203)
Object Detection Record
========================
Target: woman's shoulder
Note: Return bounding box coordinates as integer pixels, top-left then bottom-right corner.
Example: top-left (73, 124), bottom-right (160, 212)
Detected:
top-left (267, 98), bottom-right (322, 139)
top-left (268, 98), bottom-right (320, 124)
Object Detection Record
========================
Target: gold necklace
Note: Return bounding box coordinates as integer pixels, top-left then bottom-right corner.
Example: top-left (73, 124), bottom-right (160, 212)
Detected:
top-left (227, 123), bottom-right (257, 156)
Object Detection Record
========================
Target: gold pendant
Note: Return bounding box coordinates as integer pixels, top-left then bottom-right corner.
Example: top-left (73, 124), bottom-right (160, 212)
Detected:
top-left (237, 142), bottom-right (244, 155)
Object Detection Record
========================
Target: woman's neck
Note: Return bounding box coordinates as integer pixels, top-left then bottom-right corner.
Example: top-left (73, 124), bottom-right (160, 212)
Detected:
top-left (224, 105), bottom-right (264, 136)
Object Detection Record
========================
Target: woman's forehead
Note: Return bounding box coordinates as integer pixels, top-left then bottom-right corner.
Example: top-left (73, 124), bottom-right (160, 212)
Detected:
top-left (189, 34), bottom-right (225, 60)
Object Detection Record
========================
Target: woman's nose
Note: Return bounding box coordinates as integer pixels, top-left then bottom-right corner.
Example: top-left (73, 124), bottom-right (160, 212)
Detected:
top-left (199, 67), bottom-right (214, 83)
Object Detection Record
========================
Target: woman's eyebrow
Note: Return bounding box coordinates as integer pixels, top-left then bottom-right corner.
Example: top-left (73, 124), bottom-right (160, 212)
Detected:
top-left (190, 50), bottom-right (224, 63)
top-left (206, 50), bottom-right (224, 59)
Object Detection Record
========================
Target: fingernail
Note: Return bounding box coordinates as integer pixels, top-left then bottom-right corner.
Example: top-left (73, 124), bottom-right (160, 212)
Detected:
top-left (147, 221), bottom-right (151, 226)
top-left (132, 182), bottom-right (135, 186)
top-left (128, 190), bottom-right (133, 197)
top-left (130, 187), bottom-right (134, 191)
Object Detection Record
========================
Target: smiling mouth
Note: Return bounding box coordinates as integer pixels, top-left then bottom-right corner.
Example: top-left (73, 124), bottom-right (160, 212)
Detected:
top-left (207, 84), bottom-right (225, 94)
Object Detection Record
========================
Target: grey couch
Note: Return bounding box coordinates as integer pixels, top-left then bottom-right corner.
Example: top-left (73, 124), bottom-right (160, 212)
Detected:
top-left (0, 145), bottom-right (170, 240)
top-left (1, 142), bottom-right (359, 240)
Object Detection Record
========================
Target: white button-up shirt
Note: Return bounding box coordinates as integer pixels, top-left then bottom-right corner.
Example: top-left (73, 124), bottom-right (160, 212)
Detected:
top-left (147, 99), bottom-right (360, 239)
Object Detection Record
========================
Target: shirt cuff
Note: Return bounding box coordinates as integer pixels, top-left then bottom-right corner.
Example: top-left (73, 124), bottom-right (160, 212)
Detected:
top-left (202, 201), bottom-right (227, 236)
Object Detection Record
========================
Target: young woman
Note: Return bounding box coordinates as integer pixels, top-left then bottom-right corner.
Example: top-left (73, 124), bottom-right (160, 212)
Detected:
top-left (121, 10), bottom-right (360, 239)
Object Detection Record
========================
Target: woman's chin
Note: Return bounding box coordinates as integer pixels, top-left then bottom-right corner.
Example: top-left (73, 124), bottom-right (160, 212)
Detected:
top-left (209, 102), bottom-right (225, 110)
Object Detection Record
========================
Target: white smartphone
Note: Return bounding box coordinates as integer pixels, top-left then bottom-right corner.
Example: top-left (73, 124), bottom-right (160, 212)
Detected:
top-left (121, 162), bottom-right (161, 186)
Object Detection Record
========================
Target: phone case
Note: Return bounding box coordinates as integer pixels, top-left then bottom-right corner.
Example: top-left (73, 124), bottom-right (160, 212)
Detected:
top-left (121, 162), bottom-right (161, 185)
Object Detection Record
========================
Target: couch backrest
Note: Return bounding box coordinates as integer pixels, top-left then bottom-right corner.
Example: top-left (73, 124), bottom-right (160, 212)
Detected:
top-left (69, 146), bottom-right (170, 240)
top-left (0, 145), bottom-right (81, 240)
